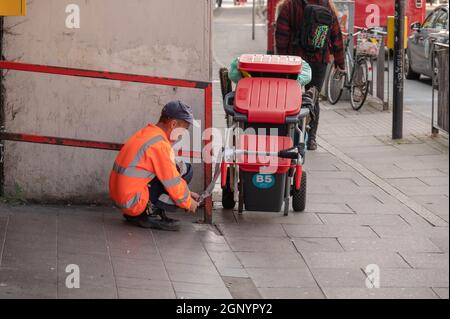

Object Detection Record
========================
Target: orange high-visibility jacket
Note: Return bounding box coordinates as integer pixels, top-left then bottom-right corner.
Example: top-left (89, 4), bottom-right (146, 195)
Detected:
top-left (109, 124), bottom-right (192, 216)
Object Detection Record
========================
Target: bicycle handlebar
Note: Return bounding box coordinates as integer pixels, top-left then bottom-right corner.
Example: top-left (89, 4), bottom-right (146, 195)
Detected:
top-left (342, 26), bottom-right (388, 37)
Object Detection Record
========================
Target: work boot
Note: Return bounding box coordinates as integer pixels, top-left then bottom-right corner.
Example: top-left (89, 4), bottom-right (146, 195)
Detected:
top-left (139, 213), bottom-right (180, 231)
top-left (125, 210), bottom-right (180, 231)
top-left (150, 208), bottom-right (179, 223)
top-left (307, 124), bottom-right (318, 151)
top-left (307, 138), bottom-right (318, 151)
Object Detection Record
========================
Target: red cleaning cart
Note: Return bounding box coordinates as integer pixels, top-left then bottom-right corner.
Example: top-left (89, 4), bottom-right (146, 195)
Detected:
top-left (221, 54), bottom-right (310, 216)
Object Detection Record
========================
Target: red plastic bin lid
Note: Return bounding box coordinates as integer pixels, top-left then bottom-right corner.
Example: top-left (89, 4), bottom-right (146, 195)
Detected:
top-left (237, 134), bottom-right (293, 173)
top-left (234, 77), bottom-right (302, 124)
top-left (238, 54), bottom-right (303, 74)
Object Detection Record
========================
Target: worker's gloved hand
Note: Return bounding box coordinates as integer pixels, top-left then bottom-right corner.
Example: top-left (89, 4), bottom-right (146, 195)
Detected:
top-left (190, 191), bottom-right (200, 201)
top-left (188, 199), bottom-right (199, 213)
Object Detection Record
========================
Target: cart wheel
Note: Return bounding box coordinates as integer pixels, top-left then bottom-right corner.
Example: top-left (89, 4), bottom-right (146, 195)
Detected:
top-left (222, 169), bottom-right (236, 210)
top-left (292, 171), bottom-right (307, 212)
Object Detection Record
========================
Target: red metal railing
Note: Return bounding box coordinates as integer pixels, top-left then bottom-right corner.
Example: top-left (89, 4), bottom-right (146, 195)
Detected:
top-left (0, 61), bottom-right (213, 223)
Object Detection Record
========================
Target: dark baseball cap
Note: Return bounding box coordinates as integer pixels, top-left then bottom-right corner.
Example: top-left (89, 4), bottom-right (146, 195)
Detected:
top-left (161, 100), bottom-right (195, 125)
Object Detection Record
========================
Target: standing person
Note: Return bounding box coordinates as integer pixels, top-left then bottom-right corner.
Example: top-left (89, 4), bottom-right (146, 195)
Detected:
top-left (275, 0), bottom-right (345, 150)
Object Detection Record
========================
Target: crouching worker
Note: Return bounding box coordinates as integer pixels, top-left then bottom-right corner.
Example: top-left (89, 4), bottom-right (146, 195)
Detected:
top-left (109, 101), bottom-right (200, 231)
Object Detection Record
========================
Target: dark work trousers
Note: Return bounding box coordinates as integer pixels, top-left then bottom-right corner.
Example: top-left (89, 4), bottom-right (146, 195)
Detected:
top-left (305, 61), bottom-right (328, 143)
top-left (148, 163), bottom-right (193, 212)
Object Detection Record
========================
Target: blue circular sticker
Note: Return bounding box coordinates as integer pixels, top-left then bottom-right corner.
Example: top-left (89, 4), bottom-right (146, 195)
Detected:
top-left (252, 174), bottom-right (275, 189)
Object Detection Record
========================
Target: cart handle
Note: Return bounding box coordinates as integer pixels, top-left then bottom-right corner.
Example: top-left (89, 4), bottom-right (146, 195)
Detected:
top-left (224, 92), bottom-right (248, 121)
top-left (224, 145), bottom-right (304, 160)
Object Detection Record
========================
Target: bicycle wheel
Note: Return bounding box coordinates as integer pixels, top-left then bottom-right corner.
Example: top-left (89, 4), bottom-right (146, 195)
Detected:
top-left (350, 59), bottom-right (369, 111)
top-left (327, 65), bottom-right (345, 105)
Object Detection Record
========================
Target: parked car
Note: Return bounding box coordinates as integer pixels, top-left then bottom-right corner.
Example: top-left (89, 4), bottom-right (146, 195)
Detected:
top-left (406, 4), bottom-right (449, 80)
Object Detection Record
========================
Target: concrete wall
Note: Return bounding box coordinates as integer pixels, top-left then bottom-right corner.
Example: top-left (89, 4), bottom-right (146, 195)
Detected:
top-left (1, 0), bottom-right (212, 203)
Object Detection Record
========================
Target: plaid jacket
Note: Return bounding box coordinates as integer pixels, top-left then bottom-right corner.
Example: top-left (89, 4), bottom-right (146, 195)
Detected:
top-left (275, 0), bottom-right (345, 69)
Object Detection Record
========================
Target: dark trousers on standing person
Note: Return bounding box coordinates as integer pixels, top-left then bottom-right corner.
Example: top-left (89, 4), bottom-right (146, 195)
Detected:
top-left (305, 61), bottom-right (328, 150)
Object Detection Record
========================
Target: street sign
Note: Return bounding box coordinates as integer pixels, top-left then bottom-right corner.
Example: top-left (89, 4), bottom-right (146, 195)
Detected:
top-left (0, 0), bottom-right (26, 16)
top-left (387, 15), bottom-right (408, 49)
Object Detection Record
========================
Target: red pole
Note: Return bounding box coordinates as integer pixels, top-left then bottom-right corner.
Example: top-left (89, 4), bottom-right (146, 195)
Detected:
top-left (203, 84), bottom-right (213, 224)
top-left (0, 61), bottom-right (209, 89)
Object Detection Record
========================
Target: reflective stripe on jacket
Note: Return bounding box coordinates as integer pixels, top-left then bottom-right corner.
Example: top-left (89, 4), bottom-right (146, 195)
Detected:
top-left (109, 124), bottom-right (192, 216)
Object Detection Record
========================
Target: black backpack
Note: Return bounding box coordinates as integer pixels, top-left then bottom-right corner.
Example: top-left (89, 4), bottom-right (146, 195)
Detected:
top-left (291, 0), bottom-right (333, 57)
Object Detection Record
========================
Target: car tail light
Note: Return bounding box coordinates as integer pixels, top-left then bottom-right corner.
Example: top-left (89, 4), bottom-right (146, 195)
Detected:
top-left (416, 0), bottom-right (423, 9)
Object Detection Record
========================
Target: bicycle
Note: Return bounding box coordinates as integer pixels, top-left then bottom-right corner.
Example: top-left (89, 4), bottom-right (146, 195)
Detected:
top-left (327, 27), bottom-right (386, 110)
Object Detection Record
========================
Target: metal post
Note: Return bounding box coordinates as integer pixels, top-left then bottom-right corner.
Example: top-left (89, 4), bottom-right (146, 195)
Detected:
top-left (386, 48), bottom-right (391, 111)
top-left (0, 16), bottom-right (4, 196)
top-left (392, 0), bottom-right (405, 139)
top-left (252, 0), bottom-right (256, 40)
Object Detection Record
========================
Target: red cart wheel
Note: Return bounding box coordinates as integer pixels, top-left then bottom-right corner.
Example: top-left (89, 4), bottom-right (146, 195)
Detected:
top-left (292, 171), bottom-right (307, 212)
top-left (222, 168), bottom-right (236, 210)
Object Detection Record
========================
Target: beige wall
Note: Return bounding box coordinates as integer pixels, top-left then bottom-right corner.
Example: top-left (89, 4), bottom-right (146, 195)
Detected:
top-left (2, 0), bottom-right (212, 203)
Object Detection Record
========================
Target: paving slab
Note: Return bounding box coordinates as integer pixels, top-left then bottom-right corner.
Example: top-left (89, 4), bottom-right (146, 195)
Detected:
top-left (318, 214), bottom-right (408, 226)
top-left (0, 268), bottom-right (57, 298)
top-left (430, 237), bottom-right (450, 253)
top-left (207, 251), bottom-right (244, 269)
top-left (225, 237), bottom-right (297, 253)
top-left (302, 251), bottom-right (410, 269)
top-left (338, 237), bottom-right (442, 253)
top-left (245, 267), bottom-right (318, 288)
top-left (58, 235), bottom-right (109, 256)
top-left (217, 223), bottom-right (287, 238)
top-left (233, 212), bottom-right (323, 225)
top-left (165, 262), bottom-right (225, 286)
top-left (398, 252), bottom-right (449, 269)
top-left (160, 248), bottom-right (213, 266)
top-left (370, 225), bottom-right (449, 239)
top-left (432, 288), bottom-right (449, 299)
top-left (222, 276), bottom-right (262, 299)
top-left (3, 238), bottom-right (57, 260)
top-left (0, 281), bottom-right (57, 299)
top-left (322, 287), bottom-right (439, 299)
top-left (311, 268), bottom-right (368, 288)
top-left (58, 283), bottom-right (118, 299)
top-left (58, 253), bottom-right (115, 289)
top-left (117, 287), bottom-right (176, 299)
top-left (376, 268), bottom-right (449, 288)
top-left (172, 281), bottom-right (232, 299)
top-left (303, 202), bottom-right (355, 214)
top-left (292, 238), bottom-right (345, 253)
top-left (258, 287), bottom-right (325, 299)
top-left (111, 256), bottom-right (169, 281)
top-left (283, 224), bottom-right (378, 238)
top-left (235, 251), bottom-right (308, 269)
top-left (215, 266), bottom-right (249, 278)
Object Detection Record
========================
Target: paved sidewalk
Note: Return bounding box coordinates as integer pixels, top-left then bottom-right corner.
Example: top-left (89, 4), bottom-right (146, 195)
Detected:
top-left (0, 2), bottom-right (448, 299)
top-left (1, 98), bottom-right (447, 299)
